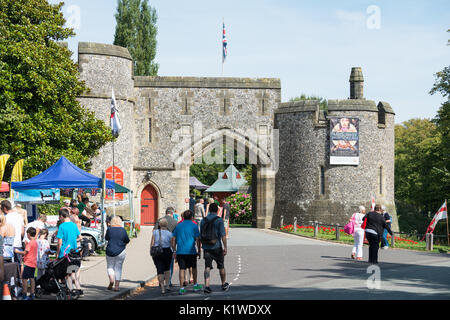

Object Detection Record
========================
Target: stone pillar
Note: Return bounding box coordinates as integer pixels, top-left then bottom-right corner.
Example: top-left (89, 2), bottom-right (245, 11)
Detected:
top-left (256, 167), bottom-right (276, 229)
top-left (173, 167), bottom-right (190, 214)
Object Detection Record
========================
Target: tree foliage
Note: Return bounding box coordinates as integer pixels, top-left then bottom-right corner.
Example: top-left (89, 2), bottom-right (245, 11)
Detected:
top-left (189, 145), bottom-right (252, 188)
top-left (114, 0), bottom-right (159, 76)
top-left (0, 0), bottom-right (113, 180)
top-left (394, 119), bottom-right (442, 211)
top-left (395, 29), bottom-right (449, 235)
top-left (289, 94), bottom-right (328, 111)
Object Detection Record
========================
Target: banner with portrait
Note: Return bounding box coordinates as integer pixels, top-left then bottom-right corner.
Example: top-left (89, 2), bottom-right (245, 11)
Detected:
top-left (329, 117), bottom-right (360, 165)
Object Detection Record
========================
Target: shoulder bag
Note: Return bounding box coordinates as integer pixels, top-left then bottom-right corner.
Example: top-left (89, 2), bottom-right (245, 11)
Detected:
top-left (344, 213), bottom-right (355, 235)
top-left (150, 229), bottom-right (164, 257)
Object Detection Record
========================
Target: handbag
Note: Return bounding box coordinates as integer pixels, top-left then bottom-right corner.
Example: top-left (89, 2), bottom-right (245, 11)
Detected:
top-left (150, 229), bottom-right (164, 257)
top-left (344, 213), bottom-right (355, 235)
top-left (361, 215), bottom-right (367, 229)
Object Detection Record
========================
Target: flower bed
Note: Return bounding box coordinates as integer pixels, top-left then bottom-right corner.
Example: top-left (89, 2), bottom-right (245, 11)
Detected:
top-left (279, 224), bottom-right (449, 252)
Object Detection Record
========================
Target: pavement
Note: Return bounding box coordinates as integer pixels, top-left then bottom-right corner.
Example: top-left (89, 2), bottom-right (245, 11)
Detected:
top-left (76, 226), bottom-right (157, 300)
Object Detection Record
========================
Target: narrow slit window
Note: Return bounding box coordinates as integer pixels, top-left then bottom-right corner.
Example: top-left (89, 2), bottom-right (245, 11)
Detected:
top-left (149, 118), bottom-right (152, 143)
top-left (378, 108), bottom-right (386, 125)
top-left (320, 166), bottom-right (325, 195)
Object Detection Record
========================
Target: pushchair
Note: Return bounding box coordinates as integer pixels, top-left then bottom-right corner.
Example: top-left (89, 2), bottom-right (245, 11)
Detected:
top-left (35, 247), bottom-right (82, 300)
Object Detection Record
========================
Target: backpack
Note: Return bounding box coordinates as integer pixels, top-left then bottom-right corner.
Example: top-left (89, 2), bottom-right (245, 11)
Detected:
top-left (200, 216), bottom-right (220, 245)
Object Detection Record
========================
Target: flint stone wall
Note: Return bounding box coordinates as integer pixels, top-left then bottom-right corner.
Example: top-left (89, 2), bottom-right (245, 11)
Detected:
top-left (273, 99), bottom-right (398, 231)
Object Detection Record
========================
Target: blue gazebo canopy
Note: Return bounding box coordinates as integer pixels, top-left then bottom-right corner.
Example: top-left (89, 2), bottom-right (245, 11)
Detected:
top-left (11, 156), bottom-right (118, 190)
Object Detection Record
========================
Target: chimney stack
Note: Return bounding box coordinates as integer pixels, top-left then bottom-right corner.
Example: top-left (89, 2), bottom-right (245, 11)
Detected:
top-left (349, 67), bottom-right (364, 99)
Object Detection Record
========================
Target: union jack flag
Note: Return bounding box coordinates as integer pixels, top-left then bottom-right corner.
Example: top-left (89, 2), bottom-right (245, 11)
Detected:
top-left (222, 22), bottom-right (227, 63)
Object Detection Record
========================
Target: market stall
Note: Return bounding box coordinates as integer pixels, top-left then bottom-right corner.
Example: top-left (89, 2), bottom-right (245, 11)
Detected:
top-left (11, 156), bottom-right (135, 238)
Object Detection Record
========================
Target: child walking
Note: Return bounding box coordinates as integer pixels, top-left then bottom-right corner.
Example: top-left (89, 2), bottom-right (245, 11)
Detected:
top-left (36, 229), bottom-right (52, 280)
top-left (17, 227), bottom-right (38, 300)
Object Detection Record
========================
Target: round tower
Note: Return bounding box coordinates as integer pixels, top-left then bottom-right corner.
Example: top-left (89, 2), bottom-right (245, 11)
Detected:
top-left (76, 42), bottom-right (136, 218)
top-left (273, 68), bottom-right (398, 231)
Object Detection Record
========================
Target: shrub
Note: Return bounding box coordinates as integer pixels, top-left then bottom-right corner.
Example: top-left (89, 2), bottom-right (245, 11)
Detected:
top-left (226, 192), bottom-right (252, 224)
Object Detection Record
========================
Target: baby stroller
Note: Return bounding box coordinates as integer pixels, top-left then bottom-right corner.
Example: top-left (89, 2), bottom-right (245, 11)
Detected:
top-left (35, 247), bottom-right (82, 300)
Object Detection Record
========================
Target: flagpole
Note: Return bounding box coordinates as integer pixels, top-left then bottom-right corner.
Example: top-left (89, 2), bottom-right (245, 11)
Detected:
top-left (222, 18), bottom-right (224, 76)
top-left (446, 199), bottom-right (449, 246)
top-left (113, 139), bottom-right (116, 217)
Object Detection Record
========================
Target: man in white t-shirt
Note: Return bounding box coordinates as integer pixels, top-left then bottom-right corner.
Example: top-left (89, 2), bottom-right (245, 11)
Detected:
top-left (1, 200), bottom-right (24, 264)
top-left (23, 214), bottom-right (47, 244)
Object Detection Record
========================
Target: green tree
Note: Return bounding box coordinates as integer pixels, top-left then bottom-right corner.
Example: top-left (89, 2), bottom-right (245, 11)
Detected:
top-left (289, 94), bottom-right (328, 111)
top-left (0, 0), bottom-right (113, 179)
top-left (429, 30), bottom-right (450, 196)
top-left (114, 0), bottom-right (159, 76)
top-left (189, 145), bottom-right (252, 188)
top-left (394, 119), bottom-right (441, 211)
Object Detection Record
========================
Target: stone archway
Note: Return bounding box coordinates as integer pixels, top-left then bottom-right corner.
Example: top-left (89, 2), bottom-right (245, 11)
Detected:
top-left (172, 128), bottom-right (277, 228)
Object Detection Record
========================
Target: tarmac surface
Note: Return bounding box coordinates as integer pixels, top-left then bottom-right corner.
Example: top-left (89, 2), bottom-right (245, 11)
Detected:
top-left (36, 226), bottom-right (450, 300)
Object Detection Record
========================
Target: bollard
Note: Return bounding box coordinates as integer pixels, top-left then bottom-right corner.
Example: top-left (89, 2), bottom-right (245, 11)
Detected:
top-left (314, 221), bottom-right (318, 238)
top-left (294, 217), bottom-right (297, 233)
top-left (336, 224), bottom-right (340, 240)
top-left (280, 215), bottom-right (284, 229)
top-left (426, 233), bottom-right (433, 251)
top-left (391, 233), bottom-right (395, 248)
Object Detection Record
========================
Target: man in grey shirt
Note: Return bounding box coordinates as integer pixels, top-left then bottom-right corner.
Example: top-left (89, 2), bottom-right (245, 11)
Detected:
top-left (154, 207), bottom-right (178, 232)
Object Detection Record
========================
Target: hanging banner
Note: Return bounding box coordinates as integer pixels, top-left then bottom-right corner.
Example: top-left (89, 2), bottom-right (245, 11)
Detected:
top-left (13, 188), bottom-right (60, 204)
top-left (329, 117), bottom-right (360, 165)
top-left (105, 166), bottom-right (124, 200)
top-left (10, 159), bottom-right (24, 198)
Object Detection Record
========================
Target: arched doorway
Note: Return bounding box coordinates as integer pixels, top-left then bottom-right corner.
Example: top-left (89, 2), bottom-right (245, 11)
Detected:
top-left (175, 128), bottom-right (277, 229)
top-left (141, 184), bottom-right (158, 225)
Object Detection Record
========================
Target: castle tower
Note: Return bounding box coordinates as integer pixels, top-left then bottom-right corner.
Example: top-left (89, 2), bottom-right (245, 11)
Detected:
top-left (77, 42), bottom-right (136, 217)
top-left (349, 67), bottom-right (364, 99)
top-left (273, 68), bottom-right (398, 231)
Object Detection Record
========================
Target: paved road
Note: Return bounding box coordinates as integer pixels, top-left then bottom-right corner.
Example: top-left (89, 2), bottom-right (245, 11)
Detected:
top-left (127, 228), bottom-right (450, 300)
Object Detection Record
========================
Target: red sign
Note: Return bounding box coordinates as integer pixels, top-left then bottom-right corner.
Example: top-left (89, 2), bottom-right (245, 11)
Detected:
top-left (105, 166), bottom-right (123, 200)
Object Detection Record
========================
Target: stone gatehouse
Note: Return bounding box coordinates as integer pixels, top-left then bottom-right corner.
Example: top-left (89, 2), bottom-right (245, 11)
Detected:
top-left (76, 42), bottom-right (397, 230)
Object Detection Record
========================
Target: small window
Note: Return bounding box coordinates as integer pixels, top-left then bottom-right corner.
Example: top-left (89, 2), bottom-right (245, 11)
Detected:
top-left (148, 118), bottom-right (152, 143)
top-left (378, 105), bottom-right (386, 126)
top-left (320, 166), bottom-right (325, 195)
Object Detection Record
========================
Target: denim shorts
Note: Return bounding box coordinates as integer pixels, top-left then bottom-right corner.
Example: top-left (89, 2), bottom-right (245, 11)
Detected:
top-left (204, 248), bottom-right (224, 270)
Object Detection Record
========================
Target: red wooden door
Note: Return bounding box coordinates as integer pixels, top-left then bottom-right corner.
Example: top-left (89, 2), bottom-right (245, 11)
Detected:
top-left (141, 184), bottom-right (158, 225)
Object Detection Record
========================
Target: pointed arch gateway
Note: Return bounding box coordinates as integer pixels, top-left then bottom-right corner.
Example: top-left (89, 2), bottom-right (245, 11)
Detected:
top-left (173, 127), bottom-right (277, 228)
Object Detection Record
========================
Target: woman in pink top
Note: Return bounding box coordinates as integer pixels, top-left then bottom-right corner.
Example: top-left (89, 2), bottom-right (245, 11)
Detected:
top-left (350, 206), bottom-right (366, 260)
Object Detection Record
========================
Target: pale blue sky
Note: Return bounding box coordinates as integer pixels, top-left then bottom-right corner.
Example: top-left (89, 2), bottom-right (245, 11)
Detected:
top-left (49, 0), bottom-right (450, 123)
